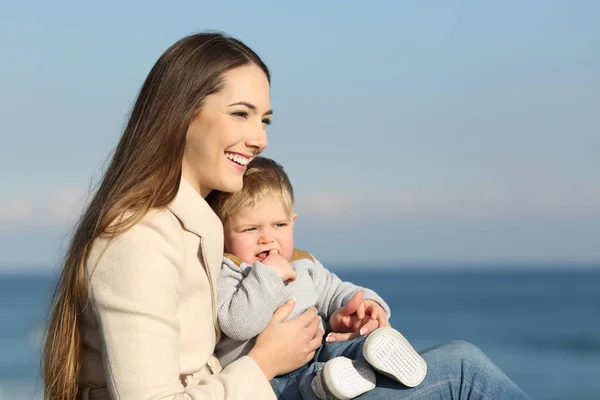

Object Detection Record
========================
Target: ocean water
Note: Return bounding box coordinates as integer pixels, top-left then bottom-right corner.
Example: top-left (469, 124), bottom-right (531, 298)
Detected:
top-left (1, 267), bottom-right (599, 399)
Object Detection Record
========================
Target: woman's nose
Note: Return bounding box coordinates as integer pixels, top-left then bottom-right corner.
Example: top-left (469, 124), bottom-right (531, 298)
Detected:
top-left (246, 126), bottom-right (268, 154)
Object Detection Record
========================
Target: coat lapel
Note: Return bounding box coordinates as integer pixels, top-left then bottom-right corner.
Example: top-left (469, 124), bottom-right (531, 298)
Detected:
top-left (167, 177), bottom-right (224, 338)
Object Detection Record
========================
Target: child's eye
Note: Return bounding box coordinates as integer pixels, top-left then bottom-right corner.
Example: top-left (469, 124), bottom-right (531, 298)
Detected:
top-left (275, 223), bottom-right (287, 228)
top-left (262, 118), bottom-right (272, 125)
top-left (232, 111), bottom-right (249, 119)
top-left (243, 227), bottom-right (256, 232)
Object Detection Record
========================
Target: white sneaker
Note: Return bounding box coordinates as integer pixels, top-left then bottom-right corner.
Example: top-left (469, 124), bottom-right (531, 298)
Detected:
top-left (362, 327), bottom-right (427, 387)
top-left (311, 357), bottom-right (376, 400)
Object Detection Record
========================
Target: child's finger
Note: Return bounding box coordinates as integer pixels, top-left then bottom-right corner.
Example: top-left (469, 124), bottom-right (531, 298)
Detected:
top-left (370, 309), bottom-right (378, 320)
top-left (378, 314), bottom-right (390, 327)
top-left (338, 291), bottom-right (364, 317)
top-left (357, 302), bottom-right (366, 320)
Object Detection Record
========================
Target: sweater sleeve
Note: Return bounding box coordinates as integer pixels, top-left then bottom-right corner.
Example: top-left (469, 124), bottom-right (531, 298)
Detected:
top-left (309, 256), bottom-right (391, 320)
top-left (88, 213), bottom-right (275, 400)
top-left (217, 259), bottom-right (291, 341)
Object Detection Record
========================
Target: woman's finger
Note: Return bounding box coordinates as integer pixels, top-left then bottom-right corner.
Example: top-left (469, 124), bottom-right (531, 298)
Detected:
top-left (307, 314), bottom-right (322, 336)
top-left (325, 330), bottom-right (360, 343)
top-left (305, 350), bottom-right (317, 363)
top-left (358, 318), bottom-right (379, 336)
top-left (307, 332), bottom-right (323, 351)
top-left (271, 298), bottom-right (296, 323)
top-left (295, 307), bottom-right (318, 327)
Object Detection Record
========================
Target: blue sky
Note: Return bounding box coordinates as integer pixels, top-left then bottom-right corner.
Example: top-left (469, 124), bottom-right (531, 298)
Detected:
top-left (0, 1), bottom-right (598, 271)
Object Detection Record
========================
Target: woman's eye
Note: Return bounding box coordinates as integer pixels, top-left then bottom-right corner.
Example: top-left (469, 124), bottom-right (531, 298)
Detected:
top-left (262, 118), bottom-right (272, 125)
top-left (232, 111), bottom-right (249, 119)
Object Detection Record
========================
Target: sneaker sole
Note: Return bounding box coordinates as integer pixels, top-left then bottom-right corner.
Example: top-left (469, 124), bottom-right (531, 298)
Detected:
top-left (362, 327), bottom-right (427, 387)
top-left (321, 357), bottom-right (376, 400)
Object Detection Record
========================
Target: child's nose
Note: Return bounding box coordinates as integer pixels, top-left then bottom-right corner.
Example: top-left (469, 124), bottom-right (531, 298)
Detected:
top-left (259, 234), bottom-right (274, 245)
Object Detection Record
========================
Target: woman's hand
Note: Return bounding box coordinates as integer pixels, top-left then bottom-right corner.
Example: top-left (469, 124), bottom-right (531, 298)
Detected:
top-left (248, 299), bottom-right (323, 379)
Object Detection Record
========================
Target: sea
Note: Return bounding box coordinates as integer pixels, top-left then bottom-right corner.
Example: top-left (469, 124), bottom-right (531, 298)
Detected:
top-left (1, 267), bottom-right (599, 400)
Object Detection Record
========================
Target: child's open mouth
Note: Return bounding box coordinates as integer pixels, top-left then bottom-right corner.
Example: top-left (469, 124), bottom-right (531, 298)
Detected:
top-left (255, 251), bottom-right (269, 261)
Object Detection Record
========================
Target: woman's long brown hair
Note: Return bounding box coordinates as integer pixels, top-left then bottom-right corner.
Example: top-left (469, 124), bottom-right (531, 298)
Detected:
top-left (42, 32), bottom-right (269, 400)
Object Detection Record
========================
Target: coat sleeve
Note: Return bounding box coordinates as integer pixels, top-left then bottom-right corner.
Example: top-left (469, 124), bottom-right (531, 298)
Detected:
top-left (309, 256), bottom-right (391, 320)
top-left (87, 212), bottom-right (275, 400)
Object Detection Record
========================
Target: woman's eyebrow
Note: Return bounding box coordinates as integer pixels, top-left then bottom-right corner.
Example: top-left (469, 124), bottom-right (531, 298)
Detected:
top-left (228, 101), bottom-right (273, 116)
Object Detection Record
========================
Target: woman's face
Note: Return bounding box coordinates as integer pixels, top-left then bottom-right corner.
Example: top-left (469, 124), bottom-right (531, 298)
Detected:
top-left (182, 64), bottom-right (271, 197)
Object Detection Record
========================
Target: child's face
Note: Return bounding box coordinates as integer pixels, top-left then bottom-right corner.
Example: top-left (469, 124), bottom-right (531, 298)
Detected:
top-left (224, 196), bottom-right (296, 264)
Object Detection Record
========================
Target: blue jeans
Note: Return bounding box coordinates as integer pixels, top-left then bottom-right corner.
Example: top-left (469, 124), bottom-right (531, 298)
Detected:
top-left (271, 336), bottom-right (366, 400)
top-left (271, 339), bottom-right (531, 400)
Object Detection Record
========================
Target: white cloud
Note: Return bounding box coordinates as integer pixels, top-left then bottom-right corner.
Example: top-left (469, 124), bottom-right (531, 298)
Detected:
top-left (2, 186), bottom-right (599, 234)
top-left (51, 187), bottom-right (89, 223)
top-left (0, 198), bottom-right (32, 224)
top-left (297, 187), bottom-right (600, 221)
top-left (0, 187), bottom-right (88, 232)
top-left (1, 186), bottom-right (599, 269)
top-left (298, 193), bottom-right (349, 217)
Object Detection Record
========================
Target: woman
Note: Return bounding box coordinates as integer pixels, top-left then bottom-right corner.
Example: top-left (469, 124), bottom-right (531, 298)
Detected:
top-left (43, 32), bottom-right (531, 400)
top-left (43, 32), bottom-right (323, 400)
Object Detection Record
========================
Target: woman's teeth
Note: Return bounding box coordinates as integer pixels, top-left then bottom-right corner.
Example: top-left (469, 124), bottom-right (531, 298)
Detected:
top-left (226, 153), bottom-right (249, 166)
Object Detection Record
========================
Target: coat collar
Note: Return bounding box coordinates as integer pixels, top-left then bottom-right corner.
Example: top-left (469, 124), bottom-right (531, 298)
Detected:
top-left (167, 176), bottom-right (223, 238)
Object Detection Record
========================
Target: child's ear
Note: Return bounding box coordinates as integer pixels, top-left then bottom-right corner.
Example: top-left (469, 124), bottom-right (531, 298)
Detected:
top-left (292, 213), bottom-right (298, 224)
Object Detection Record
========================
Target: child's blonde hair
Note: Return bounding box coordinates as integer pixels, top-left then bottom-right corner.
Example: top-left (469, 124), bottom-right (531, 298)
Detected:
top-left (207, 156), bottom-right (295, 223)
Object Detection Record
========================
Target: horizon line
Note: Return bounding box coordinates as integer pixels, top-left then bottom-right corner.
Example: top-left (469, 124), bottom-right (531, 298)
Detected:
top-left (1, 260), bottom-right (599, 276)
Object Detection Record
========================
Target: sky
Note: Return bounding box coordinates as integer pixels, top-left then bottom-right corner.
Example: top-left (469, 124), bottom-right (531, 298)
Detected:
top-left (0, 1), bottom-right (598, 271)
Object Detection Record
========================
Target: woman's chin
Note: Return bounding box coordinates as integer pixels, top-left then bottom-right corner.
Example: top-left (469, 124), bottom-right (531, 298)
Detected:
top-left (217, 179), bottom-right (243, 194)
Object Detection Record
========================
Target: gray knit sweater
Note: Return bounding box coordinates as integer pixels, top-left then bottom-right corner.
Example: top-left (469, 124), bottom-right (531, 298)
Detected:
top-left (215, 250), bottom-right (391, 368)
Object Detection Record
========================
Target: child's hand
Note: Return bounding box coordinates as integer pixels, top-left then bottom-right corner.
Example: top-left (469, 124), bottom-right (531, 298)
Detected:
top-left (327, 290), bottom-right (381, 342)
top-left (364, 300), bottom-right (390, 329)
top-left (261, 249), bottom-right (297, 282)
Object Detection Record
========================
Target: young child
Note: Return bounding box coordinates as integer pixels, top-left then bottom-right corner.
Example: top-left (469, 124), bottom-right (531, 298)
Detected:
top-left (208, 157), bottom-right (427, 400)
